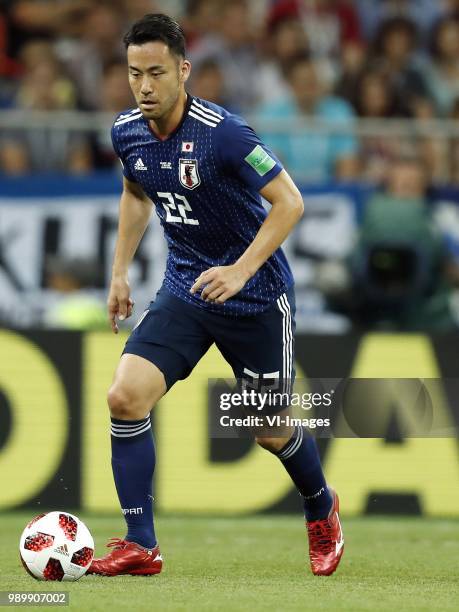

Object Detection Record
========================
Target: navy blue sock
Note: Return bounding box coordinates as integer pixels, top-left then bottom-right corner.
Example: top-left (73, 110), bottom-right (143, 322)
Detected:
top-left (110, 415), bottom-right (156, 549)
top-left (275, 426), bottom-right (333, 521)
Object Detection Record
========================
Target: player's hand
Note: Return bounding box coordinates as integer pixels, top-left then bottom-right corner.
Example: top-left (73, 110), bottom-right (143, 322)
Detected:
top-left (107, 276), bottom-right (134, 334)
top-left (190, 264), bottom-right (251, 304)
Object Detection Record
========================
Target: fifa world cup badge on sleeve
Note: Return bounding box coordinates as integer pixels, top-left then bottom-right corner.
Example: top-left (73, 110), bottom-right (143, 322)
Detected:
top-left (245, 145), bottom-right (276, 177)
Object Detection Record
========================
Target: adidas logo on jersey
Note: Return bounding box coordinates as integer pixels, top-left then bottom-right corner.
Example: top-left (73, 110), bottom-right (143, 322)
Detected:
top-left (134, 157), bottom-right (148, 171)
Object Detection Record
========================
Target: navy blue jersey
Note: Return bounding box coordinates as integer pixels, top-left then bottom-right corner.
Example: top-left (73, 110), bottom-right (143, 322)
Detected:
top-left (111, 95), bottom-right (294, 316)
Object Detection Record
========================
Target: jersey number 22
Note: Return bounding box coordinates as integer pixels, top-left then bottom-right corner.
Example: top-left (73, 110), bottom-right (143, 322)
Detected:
top-left (157, 192), bottom-right (199, 226)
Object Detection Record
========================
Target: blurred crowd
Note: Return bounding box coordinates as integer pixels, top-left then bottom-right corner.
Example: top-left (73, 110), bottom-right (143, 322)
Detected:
top-left (2, 0), bottom-right (459, 182)
top-left (4, 0), bottom-right (459, 332)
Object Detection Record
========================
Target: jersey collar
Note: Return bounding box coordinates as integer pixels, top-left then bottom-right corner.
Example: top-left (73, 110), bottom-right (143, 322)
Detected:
top-left (146, 93), bottom-right (193, 142)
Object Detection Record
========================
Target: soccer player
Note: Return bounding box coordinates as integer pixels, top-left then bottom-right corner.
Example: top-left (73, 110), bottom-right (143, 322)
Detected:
top-left (88, 13), bottom-right (343, 578)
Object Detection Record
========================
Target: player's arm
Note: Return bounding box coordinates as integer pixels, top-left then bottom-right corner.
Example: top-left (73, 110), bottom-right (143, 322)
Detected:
top-left (191, 170), bottom-right (303, 303)
top-left (108, 176), bottom-right (153, 333)
top-left (237, 169), bottom-right (303, 276)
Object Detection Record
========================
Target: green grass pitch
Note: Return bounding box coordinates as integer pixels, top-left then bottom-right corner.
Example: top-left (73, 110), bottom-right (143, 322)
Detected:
top-left (1, 512), bottom-right (458, 611)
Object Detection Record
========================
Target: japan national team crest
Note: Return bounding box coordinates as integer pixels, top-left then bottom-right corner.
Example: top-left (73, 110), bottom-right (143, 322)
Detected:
top-left (179, 158), bottom-right (201, 190)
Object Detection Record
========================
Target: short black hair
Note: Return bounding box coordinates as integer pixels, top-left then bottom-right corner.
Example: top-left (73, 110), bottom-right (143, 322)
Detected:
top-left (123, 13), bottom-right (186, 58)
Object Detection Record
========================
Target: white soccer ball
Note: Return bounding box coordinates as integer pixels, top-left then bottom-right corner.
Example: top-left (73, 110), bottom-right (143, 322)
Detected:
top-left (19, 512), bottom-right (94, 581)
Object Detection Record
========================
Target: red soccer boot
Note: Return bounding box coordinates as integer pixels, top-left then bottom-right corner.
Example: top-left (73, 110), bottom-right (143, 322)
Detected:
top-left (306, 488), bottom-right (344, 576)
top-left (87, 538), bottom-right (162, 577)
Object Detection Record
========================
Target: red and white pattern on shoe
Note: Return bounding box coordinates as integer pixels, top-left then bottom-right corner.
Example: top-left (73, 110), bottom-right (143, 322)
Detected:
top-left (87, 538), bottom-right (162, 577)
top-left (306, 487), bottom-right (344, 576)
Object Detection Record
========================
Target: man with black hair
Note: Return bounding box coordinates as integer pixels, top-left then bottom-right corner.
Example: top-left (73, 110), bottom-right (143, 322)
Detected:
top-left (88, 13), bottom-right (343, 578)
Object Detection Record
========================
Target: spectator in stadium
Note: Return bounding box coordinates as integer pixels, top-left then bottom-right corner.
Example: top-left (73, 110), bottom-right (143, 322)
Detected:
top-left (0, 40), bottom-right (88, 174)
top-left (353, 16), bottom-right (442, 183)
top-left (328, 155), bottom-right (458, 331)
top-left (257, 15), bottom-right (310, 106)
top-left (334, 39), bottom-right (367, 104)
top-left (385, 154), bottom-right (431, 197)
top-left (77, 60), bottom-right (136, 172)
top-left (15, 41), bottom-right (76, 110)
top-left (370, 16), bottom-right (429, 117)
top-left (350, 51), bottom-right (442, 184)
top-left (354, 68), bottom-right (404, 182)
top-left (181, 0), bottom-right (220, 51)
top-left (411, 97), bottom-right (451, 185)
top-left (188, 59), bottom-right (236, 112)
top-left (256, 53), bottom-right (359, 182)
top-left (266, 0), bottom-right (362, 87)
top-left (355, 0), bottom-right (443, 42)
top-left (189, 0), bottom-right (259, 111)
top-left (267, 0), bottom-right (362, 59)
top-left (56, 2), bottom-right (124, 110)
top-left (97, 59), bottom-right (134, 113)
top-left (423, 16), bottom-right (459, 117)
top-left (4, 0), bottom-right (92, 56)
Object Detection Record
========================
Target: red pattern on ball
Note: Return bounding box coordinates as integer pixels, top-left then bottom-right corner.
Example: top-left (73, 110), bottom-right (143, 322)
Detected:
top-left (43, 558), bottom-right (64, 581)
top-left (24, 532), bottom-right (54, 552)
top-left (27, 513), bottom-right (46, 528)
top-left (71, 546), bottom-right (94, 567)
top-left (58, 514), bottom-right (77, 541)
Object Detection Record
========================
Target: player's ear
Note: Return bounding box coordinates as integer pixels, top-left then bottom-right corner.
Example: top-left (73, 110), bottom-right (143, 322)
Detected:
top-left (180, 59), bottom-right (191, 84)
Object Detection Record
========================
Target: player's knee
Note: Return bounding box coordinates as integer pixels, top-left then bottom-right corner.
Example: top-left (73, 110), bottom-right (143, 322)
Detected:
top-left (107, 385), bottom-right (142, 420)
top-left (255, 436), bottom-right (290, 453)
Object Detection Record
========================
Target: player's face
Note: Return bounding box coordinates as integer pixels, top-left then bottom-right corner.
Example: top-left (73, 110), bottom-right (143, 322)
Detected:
top-left (127, 42), bottom-right (190, 120)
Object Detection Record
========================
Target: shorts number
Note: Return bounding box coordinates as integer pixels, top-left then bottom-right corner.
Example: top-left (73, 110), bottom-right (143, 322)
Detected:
top-left (242, 368), bottom-right (281, 392)
top-left (157, 192), bottom-right (199, 225)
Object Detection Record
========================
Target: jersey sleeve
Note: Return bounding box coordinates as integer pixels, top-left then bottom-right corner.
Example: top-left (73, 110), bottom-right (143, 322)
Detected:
top-left (111, 123), bottom-right (137, 182)
top-left (215, 114), bottom-right (283, 191)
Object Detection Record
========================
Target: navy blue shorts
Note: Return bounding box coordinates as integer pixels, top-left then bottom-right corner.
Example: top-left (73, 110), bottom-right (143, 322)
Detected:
top-left (123, 286), bottom-right (295, 391)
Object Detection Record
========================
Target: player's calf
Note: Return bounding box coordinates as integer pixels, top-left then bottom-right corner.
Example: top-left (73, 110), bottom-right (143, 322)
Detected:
top-left (259, 426), bottom-right (343, 574)
top-left (104, 354), bottom-right (166, 558)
